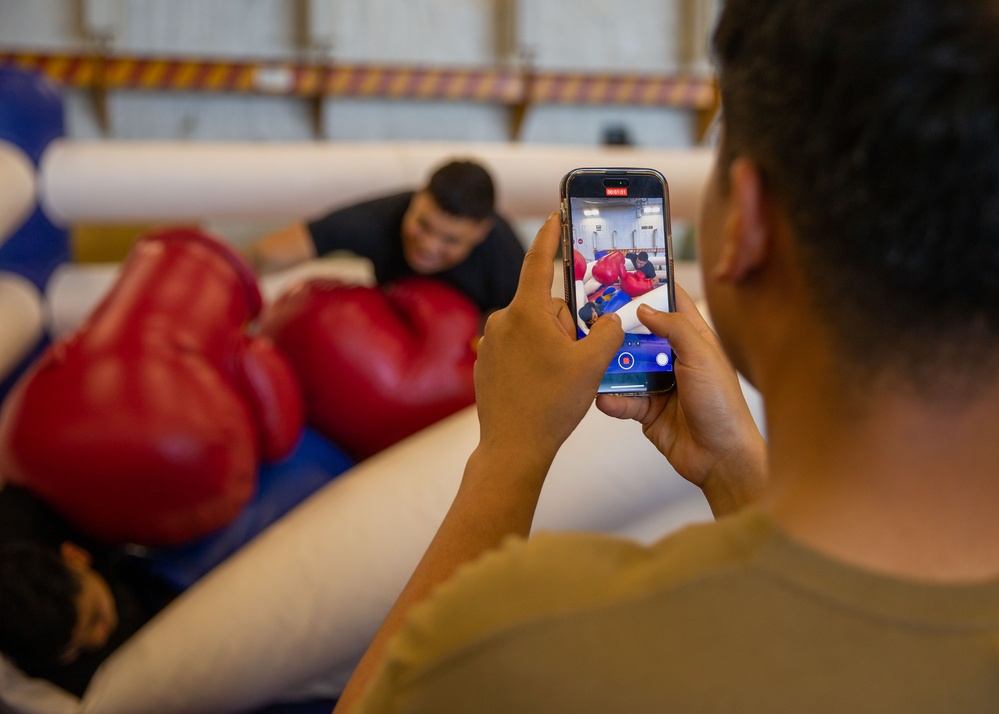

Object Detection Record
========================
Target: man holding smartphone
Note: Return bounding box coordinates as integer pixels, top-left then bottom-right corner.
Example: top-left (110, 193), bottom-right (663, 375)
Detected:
top-left (334, 0), bottom-right (999, 710)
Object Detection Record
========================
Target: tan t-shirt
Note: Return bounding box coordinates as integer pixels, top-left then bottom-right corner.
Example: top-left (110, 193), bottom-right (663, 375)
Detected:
top-left (357, 508), bottom-right (999, 713)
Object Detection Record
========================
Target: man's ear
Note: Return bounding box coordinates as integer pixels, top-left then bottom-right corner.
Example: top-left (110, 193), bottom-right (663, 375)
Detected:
top-left (60, 541), bottom-right (92, 570)
top-left (472, 216), bottom-right (494, 244)
top-left (712, 158), bottom-right (772, 283)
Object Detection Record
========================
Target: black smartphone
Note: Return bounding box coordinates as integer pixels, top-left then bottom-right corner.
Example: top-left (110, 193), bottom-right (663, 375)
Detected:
top-left (559, 167), bottom-right (676, 395)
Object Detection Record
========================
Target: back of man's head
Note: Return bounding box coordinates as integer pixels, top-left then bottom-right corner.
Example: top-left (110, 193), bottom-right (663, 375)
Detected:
top-left (0, 542), bottom-right (79, 667)
top-left (425, 160), bottom-right (496, 221)
top-left (712, 0), bottom-right (999, 388)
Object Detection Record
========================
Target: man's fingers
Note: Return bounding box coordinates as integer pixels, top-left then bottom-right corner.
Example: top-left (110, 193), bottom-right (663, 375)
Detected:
top-left (595, 392), bottom-right (668, 425)
top-left (595, 393), bottom-right (643, 420)
top-left (672, 283), bottom-right (700, 317)
top-left (553, 297), bottom-right (576, 337)
top-left (637, 304), bottom-right (720, 371)
top-left (515, 211), bottom-right (562, 305)
top-left (581, 312), bottom-right (625, 362)
top-left (672, 284), bottom-right (718, 342)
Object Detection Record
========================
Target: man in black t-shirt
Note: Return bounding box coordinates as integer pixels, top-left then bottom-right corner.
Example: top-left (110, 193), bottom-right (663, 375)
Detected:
top-left (625, 251), bottom-right (657, 279)
top-left (244, 159), bottom-right (525, 314)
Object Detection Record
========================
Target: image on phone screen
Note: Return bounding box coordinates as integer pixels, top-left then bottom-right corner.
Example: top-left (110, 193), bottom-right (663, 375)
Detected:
top-left (566, 189), bottom-right (675, 394)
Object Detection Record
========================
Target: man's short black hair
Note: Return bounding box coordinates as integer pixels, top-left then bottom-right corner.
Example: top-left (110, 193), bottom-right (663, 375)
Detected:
top-left (0, 542), bottom-right (79, 667)
top-left (425, 159), bottom-right (496, 221)
top-left (578, 302), bottom-right (602, 324)
top-left (712, 0), bottom-right (999, 389)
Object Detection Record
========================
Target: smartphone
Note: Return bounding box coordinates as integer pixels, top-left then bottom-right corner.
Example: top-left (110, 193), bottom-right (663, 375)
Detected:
top-left (559, 167), bottom-right (676, 395)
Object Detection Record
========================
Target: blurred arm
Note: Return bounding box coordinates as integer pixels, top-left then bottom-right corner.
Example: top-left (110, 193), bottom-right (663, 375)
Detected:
top-left (242, 222), bottom-right (317, 274)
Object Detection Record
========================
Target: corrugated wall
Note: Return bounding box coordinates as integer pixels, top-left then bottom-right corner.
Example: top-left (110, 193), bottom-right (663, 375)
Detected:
top-left (0, 0), bottom-right (717, 146)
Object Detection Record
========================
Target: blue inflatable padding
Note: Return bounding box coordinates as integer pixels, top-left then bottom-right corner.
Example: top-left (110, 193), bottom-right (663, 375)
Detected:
top-left (0, 67), bottom-right (65, 166)
top-left (0, 67), bottom-right (69, 291)
top-left (0, 207), bottom-right (70, 290)
top-left (135, 427), bottom-right (355, 592)
top-left (601, 288), bottom-right (633, 314)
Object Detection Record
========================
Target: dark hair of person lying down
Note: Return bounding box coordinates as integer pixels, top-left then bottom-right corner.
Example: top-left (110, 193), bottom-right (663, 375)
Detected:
top-left (0, 542), bottom-right (79, 667)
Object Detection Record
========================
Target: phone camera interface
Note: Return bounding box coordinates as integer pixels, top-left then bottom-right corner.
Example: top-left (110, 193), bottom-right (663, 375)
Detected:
top-left (567, 191), bottom-right (673, 391)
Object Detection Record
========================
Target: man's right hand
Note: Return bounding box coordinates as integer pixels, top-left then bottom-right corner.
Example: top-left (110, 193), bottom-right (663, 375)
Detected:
top-left (241, 222), bottom-right (317, 274)
top-left (596, 285), bottom-right (767, 517)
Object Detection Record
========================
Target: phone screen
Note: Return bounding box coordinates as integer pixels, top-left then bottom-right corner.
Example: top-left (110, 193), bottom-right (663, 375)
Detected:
top-left (561, 168), bottom-right (676, 395)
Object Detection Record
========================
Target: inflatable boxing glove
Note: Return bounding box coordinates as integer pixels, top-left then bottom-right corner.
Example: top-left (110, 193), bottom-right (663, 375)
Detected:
top-left (590, 251), bottom-right (626, 286)
top-left (620, 270), bottom-right (657, 297)
top-left (0, 227), bottom-right (304, 546)
top-left (260, 277), bottom-right (478, 462)
top-left (573, 248), bottom-right (587, 281)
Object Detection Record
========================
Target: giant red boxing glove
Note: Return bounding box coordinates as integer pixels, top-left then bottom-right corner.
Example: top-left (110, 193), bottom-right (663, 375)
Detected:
top-left (620, 270), bottom-right (658, 297)
top-left (260, 277), bottom-right (478, 462)
top-left (228, 335), bottom-right (305, 462)
top-left (590, 251), bottom-right (626, 286)
top-left (573, 248), bottom-right (587, 281)
top-left (0, 228), bottom-right (304, 546)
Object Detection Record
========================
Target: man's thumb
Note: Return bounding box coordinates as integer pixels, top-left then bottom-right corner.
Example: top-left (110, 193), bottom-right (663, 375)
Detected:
top-left (583, 312), bottom-right (626, 361)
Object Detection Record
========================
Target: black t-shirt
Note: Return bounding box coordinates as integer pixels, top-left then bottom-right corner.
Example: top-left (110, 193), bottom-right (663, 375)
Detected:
top-left (625, 252), bottom-right (658, 279)
top-left (0, 485), bottom-right (176, 697)
top-left (307, 192), bottom-right (525, 313)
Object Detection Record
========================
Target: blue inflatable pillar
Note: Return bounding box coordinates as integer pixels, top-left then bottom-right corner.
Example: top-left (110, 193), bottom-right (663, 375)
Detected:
top-left (0, 66), bottom-right (68, 289)
top-left (0, 67), bottom-right (69, 400)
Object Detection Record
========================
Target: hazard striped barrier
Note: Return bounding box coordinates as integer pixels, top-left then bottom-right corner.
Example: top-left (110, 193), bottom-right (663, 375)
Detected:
top-left (0, 51), bottom-right (716, 109)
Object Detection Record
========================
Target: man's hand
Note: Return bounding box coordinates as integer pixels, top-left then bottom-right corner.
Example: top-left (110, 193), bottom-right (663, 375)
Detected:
top-left (473, 211), bottom-right (624, 467)
top-left (596, 287), bottom-right (767, 516)
top-left (241, 222), bottom-right (316, 274)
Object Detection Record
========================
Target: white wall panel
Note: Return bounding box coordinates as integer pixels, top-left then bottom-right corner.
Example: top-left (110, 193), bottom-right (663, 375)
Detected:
top-left (116, 0), bottom-right (297, 57)
top-left (520, 0), bottom-right (681, 72)
top-left (519, 103), bottom-right (694, 147)
top-left (65, 91), bottom-right (319, 141)
top-left (324, 100), bottom-right (511, 143)
top-left (332, 0), bottom-right (498, 65)
top-left (0, 0), bottom-right (80, 50)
